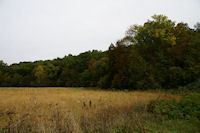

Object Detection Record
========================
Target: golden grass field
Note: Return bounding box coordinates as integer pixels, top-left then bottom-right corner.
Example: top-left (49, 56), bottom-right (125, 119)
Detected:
top-left (0, 87), bottom-right (180, 133)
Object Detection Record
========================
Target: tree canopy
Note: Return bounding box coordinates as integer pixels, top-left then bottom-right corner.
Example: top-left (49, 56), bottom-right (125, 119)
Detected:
top-left (0, 15), bottom-right (199, 90)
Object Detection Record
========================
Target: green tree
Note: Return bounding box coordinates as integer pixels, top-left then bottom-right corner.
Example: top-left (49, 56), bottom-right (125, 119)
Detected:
top-left (89, 57), bottom-right (109, 86)
top-left (0, 60), bottom-right (7, 76)
top-left (34, 65), bottom-right (47, 86)
top-left (107, 41), bottom-right (131, 89)
top-left (126, 15), bottom-right (197, 89)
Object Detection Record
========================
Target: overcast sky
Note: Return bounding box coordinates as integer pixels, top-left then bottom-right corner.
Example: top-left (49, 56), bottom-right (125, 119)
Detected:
top-left (0, 0), bottom-right (199, 64)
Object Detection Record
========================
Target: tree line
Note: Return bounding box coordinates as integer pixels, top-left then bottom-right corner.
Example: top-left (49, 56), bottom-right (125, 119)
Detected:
top-left (0, 15), bottom-right (200, 90)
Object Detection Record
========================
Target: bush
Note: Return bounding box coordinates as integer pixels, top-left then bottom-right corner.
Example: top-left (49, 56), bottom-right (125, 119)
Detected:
top-left (184, 77), bottom-right (200, 92)
top-left (147, 94), bottom-right (200, 120)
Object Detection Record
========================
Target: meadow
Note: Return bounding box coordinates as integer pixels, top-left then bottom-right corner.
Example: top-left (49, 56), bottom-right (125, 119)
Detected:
top-left (0, 87), bottom-right (199, 133)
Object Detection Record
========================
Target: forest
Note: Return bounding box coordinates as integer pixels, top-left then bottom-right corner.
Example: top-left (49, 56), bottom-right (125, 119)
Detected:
top-left (0, 15), bottom-right (200, 90)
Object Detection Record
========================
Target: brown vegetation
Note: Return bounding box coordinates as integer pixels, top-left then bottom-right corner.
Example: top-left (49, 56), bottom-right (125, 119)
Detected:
top-left (0, 87), bottom-right (180, 132)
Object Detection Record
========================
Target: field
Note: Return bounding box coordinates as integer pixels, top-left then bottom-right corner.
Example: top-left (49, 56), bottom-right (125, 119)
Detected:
top-left (0, 87), bottom-right (199, 133)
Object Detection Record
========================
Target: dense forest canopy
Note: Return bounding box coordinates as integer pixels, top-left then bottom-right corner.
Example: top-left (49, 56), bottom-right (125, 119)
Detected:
top-left (0, 15), bottom-right (200, 90)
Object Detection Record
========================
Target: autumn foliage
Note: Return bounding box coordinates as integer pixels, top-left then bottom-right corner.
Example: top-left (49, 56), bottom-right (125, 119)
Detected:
top-left (0, 15), bottom-right (200, 90)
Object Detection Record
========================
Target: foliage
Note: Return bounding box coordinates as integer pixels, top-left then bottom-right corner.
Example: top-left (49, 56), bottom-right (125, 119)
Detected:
top-left (105, 15), bottom-right (200, 90)
top-left (147, 94), bottom-right (200, 120)
top-left (0, 15), bottom-right (200, 90)
top-left (179, 77), bottom-right (200, 93)
top-left (0, 50), bottom-right (105, 87)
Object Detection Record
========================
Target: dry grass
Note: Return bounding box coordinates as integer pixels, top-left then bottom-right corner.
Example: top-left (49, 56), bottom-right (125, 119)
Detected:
top-left (0, 87), bottom-right (180, 132)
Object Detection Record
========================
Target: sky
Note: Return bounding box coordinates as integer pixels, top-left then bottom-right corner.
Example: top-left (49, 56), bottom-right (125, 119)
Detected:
top-left (0, 0), bottom-right (200, 65)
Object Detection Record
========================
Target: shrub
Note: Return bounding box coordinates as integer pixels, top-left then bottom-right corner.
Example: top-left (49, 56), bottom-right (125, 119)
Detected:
top-left (184, 77), bottom-right (200, 92)
top-left (147, 94), bottom-right (200, 120)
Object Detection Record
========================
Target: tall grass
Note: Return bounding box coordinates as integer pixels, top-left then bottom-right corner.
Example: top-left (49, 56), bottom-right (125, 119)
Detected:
top-left (0, 87), bottom-right (184, 132)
